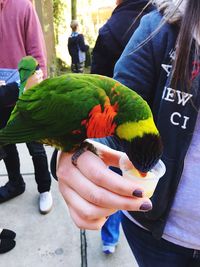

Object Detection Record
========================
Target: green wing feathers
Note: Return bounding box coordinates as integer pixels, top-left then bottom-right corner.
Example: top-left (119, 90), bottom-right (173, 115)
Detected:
top-left (0, 114), bottom-right (41, 145)
top-left (0, 73), bottom-right (155, 151)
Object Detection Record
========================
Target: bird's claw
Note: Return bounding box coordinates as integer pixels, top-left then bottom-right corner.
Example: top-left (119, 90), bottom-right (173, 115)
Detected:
top-left (71, 141), bottom-right (98, 167)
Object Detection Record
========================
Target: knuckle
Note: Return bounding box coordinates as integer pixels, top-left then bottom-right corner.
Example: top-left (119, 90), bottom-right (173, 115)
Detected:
top-left (79, 209), bottom-right (94, 221)
top-left (91, 168), bottom-right (104, 185)
top-left (89, 191), bottom-right (104, 206)
top-left (123, 202), bottom-right (136, 211)
top-left (56, 167), bottom-right (73, 183)
top-left (56, 167), bottom-right (65, 180)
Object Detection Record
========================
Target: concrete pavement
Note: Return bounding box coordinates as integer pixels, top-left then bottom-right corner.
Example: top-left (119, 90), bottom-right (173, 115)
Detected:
top-left (0, 144), bottom-right (138, 267)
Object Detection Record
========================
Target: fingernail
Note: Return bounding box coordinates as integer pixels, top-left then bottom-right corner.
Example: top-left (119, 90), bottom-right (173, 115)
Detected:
top-left (140, 202), bottom-right (152, 211)
top-left (132, 189), bottom-right (143, 198)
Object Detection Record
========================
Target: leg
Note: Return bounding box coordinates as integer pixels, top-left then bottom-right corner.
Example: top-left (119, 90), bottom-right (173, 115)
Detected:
top-left (0, 144), bottom-right (25, 203)
top-left (77, 62), bottom-right (84, 73)
top-left (26, 142), bottom-right (51, 193)
top-left (71, 63), bottom-right (79, 73)
top-left (121, 214), bottom-right (193, 267)
top-left (3, 144), bottom-right (23, 184)
top-left (26, 142), bottom-right (52, 214)
top-left (101, 211), bottom-right (121, 254)
top-left (0, 147), bottom-right (6, 161)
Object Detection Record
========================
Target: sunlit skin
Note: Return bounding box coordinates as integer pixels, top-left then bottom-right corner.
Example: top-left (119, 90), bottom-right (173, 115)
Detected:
top-left (25, 69), bottom-right (43, 91)
top-left (56, 140), bottom-right (152, 230)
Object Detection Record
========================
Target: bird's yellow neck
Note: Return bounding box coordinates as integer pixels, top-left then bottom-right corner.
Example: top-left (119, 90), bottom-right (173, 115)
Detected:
top-left (116, 117), bottom-right (159, 141)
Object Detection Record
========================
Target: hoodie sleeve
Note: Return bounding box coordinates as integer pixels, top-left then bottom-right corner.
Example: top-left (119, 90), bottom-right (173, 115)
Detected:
top-left (114, 15), bottom-right (156, 101)
top-left (91, 29), bottom-right (118, 77)
top-left (114, 11), bottom-right (166, 102)
top-left (24, 2), bottom-right (47, 78)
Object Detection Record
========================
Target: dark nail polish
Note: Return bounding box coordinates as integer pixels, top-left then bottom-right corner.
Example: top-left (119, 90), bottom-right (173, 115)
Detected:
top-left (140, 202), bottom-right (152, 211)
top-left (132, 189), bottom-right (143, 198)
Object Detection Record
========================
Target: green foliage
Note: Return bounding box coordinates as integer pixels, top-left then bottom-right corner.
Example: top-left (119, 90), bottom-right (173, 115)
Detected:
top-left (71, 0), bottom-right (77, 20)
top-left (53, 0), bottom-right (67, 45)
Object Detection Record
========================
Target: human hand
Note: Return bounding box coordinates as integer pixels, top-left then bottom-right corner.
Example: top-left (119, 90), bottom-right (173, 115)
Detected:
top-left (25, 69), bottom-right (43, 90)
top-left (56, 148), bottom-right (152, 230)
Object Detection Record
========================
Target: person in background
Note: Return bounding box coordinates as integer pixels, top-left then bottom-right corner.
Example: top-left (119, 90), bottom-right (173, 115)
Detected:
top-left (0, 70), bottom-right (42, 254)
top-left (0, 0), bottom-right (52, 215)
top-left (68, 20), bottom-right (89, 73)
top-left (91, 0), bottom-right (154, 254)
top-left (55, 0), bottom-right (200, 266)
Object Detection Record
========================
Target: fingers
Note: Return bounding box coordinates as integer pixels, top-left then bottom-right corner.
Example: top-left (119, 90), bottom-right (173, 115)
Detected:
top-left (59, 182), bottom-right (116, 229)
top-left (60, 164), bottom-right (150, 211)
top-left (71, 150), bottom-right (147, 198)
top-left (57, 151), bottom-right (152, 230)
top-left (68, 207), bottom-right (107, 230)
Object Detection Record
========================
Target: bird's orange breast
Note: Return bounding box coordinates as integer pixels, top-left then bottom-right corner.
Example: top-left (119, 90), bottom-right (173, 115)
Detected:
top-left (81, 97), bottom-right (118, 138)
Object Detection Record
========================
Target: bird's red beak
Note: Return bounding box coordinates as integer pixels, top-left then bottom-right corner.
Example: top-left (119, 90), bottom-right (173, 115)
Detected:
top-left (138, 171), bottom-right (147, 178)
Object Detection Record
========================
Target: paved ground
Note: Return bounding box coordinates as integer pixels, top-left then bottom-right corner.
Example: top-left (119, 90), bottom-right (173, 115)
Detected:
top-left (0, 144), bottom-right (138, 267)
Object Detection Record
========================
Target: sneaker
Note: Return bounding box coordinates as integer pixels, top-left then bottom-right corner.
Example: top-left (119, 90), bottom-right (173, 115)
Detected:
top-left (0, 229), bottom-right (16, 240)
top-left (0, 181), bottom-right (25, 203)
top-left (102, 245), bottom-right (116, 254)
top-left (39, 191), bottom-right (53, 215)
top-left (0, 239), bottom-right (16, 254)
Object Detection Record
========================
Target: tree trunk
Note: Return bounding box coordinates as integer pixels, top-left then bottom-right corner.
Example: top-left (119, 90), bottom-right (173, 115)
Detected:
top-left (71, 0), bottom-right (77, 20)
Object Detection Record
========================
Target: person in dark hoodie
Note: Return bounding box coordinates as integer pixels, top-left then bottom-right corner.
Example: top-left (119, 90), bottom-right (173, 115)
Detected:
top-left (91, 0), bottom-right (154, 255)
top-left (91, 0), bottom-right (154, 77)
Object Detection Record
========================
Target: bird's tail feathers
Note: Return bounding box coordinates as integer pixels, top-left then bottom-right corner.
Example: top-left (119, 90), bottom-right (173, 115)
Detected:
top-left (0, 115), bottom-right (42, 146)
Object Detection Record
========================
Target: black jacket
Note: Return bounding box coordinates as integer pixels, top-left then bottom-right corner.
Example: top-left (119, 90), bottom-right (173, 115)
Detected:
top-left (0, 82), bottom-right (19, 129)
top-left (91, 0), bottom-right (154, 77)
top-left (68, 33), bottom-right (89, 64)
top-left (0, 82), bottom-right (19, 159)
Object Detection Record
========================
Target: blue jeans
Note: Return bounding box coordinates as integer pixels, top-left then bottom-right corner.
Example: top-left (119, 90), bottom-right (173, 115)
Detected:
top-left (101, 211), bottom-right (121, 246)
top-left (121, 214), bottom-right (200, 267)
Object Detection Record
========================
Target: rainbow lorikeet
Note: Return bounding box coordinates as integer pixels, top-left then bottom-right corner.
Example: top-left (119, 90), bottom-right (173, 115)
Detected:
top-left (0, 56), bottom-right (163, 173)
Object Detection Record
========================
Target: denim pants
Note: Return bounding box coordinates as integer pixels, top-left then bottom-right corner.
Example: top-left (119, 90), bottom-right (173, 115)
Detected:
top-left (101, 211), bottom-right (121, 246)
top-left (121, 213), bottom-right (200, 267)
top-left (3, 142), bottom-right (51, 193)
